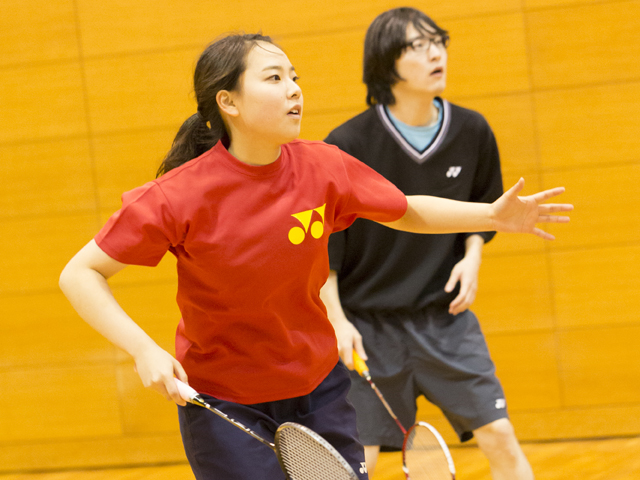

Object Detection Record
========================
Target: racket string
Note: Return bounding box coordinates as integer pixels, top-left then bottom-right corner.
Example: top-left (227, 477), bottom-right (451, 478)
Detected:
top-left (404, 425), bottom-right (454, 479)
top-left (277, 425), bottom-right (357, 480)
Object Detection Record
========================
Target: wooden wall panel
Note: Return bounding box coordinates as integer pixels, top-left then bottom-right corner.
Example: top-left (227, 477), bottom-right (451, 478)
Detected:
top-left (524, 0), bottom-right (604, 9)
top-left (0, 365), bottom-right (121, 442)
top-left (399, 0), bottom-right (522, 19)
top-left (0, 433), bottom-right (186, 472)
top-left (482, 226), bottom-right (547, 257)
top-left (0, 292), bottom-right (114, 368)
top-left (0, 63), bottom-right (87, 144)
top-left (552, 245), bottom-right (640, 329)
top-left (0, 214), bottom-right (99, 295)
top-left (418, 401), bottom-right (640, 444)
top-left (445, 13), bottom-right (530, 97)
top-left (2, 0), bottom-right (640, 472)
top-left (93, 129), bottom-right (176, 212)
top-left (116, 361), bottom-right (181, 434)
top-left (542, 164), bottom-right (640, 249)
top-left (527, 1), bottom-right (640, 89)
top-left (558, 325), bottom-right (640, 407)
top-left (511, 404), bottom-right (640, 441)
top-left (535, 82), bottom-right (640, 168)
top-left (76, 0), bottom-right (243, 57)
top-left (485, 332), bottom-right (561, 410)
top-left (83, 50), bottom-right (198, 134)
top-left (416, 396), bottom-right (442, 417)
top-left (243, 0), bottom-right (377, 37)
top-left (300, 108), bottom-right (365, 142)
top-left (0, 0), bottom-right (78, 67)
top-left (410, 407), bottom-right (612, 447)
top-left (453, 94), bottom-right (538, 176)
top-left (472, 253), bottom-right (554, 333)
top-left (278, 32), bottom-right (367, 113)
top-left (0, 139), bottom-right (95, 219)
top-left (250, 0), bottom-right (523, 38)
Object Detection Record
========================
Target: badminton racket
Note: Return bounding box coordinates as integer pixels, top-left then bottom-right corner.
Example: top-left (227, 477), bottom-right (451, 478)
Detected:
top-left (352, 351), bottom-right (455, 480)
top-left (174, 378), bottom-right (359, 480)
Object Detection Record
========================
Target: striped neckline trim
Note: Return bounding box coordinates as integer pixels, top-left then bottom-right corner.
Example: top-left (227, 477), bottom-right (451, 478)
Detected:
top-left (376, 99), bottom-right (450, 164)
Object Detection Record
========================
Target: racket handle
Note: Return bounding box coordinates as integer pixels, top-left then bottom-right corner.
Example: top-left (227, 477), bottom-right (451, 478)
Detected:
top-left (174, 378), bottom-right (201, 403)
top-left (352, 350), bottom-right (370, 377)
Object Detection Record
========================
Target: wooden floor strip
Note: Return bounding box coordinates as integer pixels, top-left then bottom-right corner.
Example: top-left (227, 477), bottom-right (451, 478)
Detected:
top-left (0, 436), bottom-right (638, 479)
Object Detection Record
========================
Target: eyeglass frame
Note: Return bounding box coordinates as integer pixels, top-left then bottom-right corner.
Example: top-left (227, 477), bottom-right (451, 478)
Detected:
top-left (402, 34), bottom-right (450, 53)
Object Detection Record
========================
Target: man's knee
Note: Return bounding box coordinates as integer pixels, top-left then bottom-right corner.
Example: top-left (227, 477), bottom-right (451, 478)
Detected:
top-left (474, 418), bottom-right (519, 453)
top-left (473, 418), bottom-right (534, 479)
top-left (363, 445), bottom-right (380, 477)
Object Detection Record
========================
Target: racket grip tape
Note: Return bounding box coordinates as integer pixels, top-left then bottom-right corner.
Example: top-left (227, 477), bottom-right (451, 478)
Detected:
top-left (174, 378), bottom-right (200, 402)
top-left (352, 350), bottom-right (370, 377)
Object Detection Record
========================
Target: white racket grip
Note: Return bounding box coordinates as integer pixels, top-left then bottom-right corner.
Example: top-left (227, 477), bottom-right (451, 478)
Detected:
top-left (174, 378), bottom-right (199, 402)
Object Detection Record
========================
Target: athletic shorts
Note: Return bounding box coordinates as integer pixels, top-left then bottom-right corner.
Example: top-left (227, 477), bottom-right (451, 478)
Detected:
top-left (178, 360), bottom-right (368, 480)
top-left (346, 308), bottom-right (508, 448)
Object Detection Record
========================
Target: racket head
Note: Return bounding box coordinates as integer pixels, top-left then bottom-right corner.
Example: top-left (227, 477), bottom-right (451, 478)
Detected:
top-left (402, 421), bottom-right (456, 480)
top-left (275, 422), bottom-right (359, 480)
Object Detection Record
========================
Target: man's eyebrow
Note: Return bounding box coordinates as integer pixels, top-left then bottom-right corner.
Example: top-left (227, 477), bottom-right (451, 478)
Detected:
top-left (407, 34), bottom-right (439, 42)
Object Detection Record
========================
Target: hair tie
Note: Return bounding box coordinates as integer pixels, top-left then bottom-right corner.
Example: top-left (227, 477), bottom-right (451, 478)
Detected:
top-left (196, 111), bottom-right (211, 129)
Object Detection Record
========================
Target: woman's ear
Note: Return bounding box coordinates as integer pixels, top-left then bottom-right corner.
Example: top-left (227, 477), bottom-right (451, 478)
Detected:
top-left (217, 90), bottom-right (239, 117)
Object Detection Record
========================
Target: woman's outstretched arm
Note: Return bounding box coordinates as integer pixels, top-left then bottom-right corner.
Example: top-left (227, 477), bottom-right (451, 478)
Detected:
top-left (381, 178), bottom-right (572, 240)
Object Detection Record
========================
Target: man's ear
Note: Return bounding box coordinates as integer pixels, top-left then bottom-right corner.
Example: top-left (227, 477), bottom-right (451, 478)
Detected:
top-left (217, 90), bottom-right (239, 117)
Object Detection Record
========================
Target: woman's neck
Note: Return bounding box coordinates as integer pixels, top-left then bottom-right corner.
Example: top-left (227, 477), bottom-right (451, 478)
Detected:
top-left (227, 133), bottom-right (282, 166)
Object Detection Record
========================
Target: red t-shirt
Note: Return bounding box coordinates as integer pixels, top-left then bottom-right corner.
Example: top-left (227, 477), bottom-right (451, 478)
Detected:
top-left (96, 139), bottom-right (407, 404)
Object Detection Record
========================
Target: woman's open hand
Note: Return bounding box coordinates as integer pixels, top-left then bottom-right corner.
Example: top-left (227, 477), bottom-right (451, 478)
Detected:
top-left (491, 178), bottom-right (573, 240)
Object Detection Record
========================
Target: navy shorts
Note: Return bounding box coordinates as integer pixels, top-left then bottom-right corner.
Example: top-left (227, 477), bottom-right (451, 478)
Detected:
top-left (347, 308), bottom-right (508, 447)
top-left (178, 360), bottom-right (368, 479)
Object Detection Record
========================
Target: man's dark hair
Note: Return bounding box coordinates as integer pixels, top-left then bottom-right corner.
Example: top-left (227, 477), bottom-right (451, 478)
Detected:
top-left (364, 8), bottom-right (448, 106)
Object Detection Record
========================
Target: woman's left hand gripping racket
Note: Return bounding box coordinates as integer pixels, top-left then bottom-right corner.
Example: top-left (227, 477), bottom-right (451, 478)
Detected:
top-left (174, 378), bottom-right (359, 480)
top-left (352, 351), bottom-right (456, 480)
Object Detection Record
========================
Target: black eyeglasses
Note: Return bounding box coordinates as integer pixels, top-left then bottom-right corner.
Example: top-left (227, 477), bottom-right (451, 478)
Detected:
top-left (403, 35), bottom-right (450, 53)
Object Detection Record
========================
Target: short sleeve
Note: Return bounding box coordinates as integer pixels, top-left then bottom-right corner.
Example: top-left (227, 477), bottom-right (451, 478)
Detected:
top-left (95, 182), bottom-right (179, 266)
top-left (465, 119), bottom-right (503, 244)
top-left (332, 150), bottom-right (407, 232)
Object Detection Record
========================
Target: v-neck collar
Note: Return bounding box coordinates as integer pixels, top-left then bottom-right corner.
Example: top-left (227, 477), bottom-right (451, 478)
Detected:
top-left (376, 98), bottom-right (450, 165)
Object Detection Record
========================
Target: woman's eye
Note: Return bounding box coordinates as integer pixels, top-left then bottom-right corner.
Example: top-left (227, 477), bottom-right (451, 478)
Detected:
top-left (269, 74), bottom-right (281, 81)
top-left (292, 76), bottom-right (300, 83)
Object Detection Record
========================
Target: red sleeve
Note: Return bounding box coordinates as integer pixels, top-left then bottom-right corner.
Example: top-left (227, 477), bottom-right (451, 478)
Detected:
top-left (332, 150), bottom-right (407, 232)
top-left (95, 182), bottom-right (179, 266)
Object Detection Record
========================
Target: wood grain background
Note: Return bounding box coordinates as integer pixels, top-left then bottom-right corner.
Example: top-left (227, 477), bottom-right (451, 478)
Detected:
top-left (1, 0), bottom-right (638, 472)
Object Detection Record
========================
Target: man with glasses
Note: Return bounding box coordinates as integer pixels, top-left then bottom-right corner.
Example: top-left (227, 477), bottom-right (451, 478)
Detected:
top-left (321, 7), bottom-right (534, 479)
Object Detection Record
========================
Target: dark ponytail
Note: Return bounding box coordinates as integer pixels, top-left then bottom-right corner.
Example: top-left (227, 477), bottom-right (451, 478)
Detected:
top-left (157, 33), bottom-right (274, 177)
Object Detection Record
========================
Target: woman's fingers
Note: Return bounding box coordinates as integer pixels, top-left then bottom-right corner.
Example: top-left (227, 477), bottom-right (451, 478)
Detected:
top-left (538, 214), bottom-right (571, 223)
top-left (530, 186), bottom-right (566, 202)
top-left (538, 203), bottom-right (574, 214)
top-left (532, 228), bottom-right (555, 241)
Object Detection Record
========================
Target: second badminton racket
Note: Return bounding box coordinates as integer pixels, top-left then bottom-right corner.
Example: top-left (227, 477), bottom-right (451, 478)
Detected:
top-left (352, 351), bottom-right (455, 480)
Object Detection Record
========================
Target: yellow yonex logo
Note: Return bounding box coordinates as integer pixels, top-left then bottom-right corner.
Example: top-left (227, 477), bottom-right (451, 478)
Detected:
top-left (288, 204), bottom-right (326, 245)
